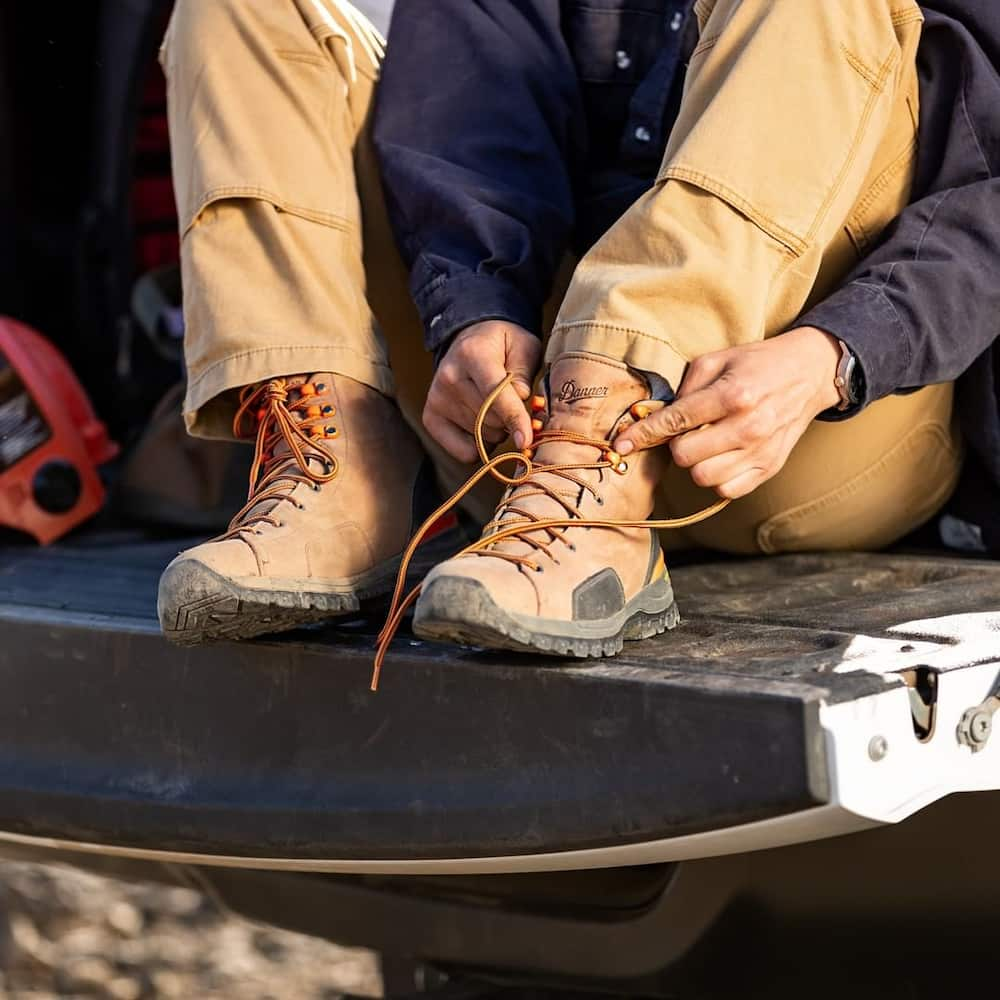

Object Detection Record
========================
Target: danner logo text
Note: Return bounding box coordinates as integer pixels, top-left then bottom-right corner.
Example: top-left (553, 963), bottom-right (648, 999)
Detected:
top-left (558, 380), bottom-right (608, 404)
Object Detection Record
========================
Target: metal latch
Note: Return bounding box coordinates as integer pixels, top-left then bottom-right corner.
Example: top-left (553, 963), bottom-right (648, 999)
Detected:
top-left (898, 667), bottom-right (937, 742)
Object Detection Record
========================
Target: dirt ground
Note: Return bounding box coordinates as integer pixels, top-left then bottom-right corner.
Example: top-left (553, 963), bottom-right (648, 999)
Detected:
top-left (0, 862), bottom-right (382, 999)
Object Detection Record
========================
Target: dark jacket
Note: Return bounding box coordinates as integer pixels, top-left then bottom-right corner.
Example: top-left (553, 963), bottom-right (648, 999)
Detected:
top-left (373, 1), bottom-right (1000, 493)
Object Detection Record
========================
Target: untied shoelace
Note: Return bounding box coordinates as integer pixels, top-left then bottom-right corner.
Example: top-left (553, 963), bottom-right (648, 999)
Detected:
top-left (371, 374), bottom-right (730, 690)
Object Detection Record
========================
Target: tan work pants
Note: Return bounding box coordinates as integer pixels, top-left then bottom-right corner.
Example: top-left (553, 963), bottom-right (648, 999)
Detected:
top-left (162, 0), bottom-right (961, 555)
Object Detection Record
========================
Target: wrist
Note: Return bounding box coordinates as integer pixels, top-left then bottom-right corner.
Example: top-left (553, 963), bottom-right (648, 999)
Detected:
top-left (793, 326), bottom-right (843, 413)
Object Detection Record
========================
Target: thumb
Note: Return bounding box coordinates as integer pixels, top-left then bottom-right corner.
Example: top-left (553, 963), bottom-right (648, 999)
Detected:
top-left (491, 384), bottom-right (532, 450)
top-left (506, 330), bottom-right (542, 401)
top-left (615, 384), bottom-right (729, 455)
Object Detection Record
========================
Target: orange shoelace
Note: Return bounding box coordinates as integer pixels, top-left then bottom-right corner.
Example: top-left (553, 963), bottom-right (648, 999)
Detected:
top-left (371, 374), bottom-right (730, 690)
top-left (217, 378), bottom-right (341, 556)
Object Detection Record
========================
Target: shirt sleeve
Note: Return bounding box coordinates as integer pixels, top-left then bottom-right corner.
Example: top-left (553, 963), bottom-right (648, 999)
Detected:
top-left (801, 179), bottom-right (1000, 417)
top-left (373, 0), bottom-right (584, 354)
top-left (801, 10), bottom-right (1000, 419)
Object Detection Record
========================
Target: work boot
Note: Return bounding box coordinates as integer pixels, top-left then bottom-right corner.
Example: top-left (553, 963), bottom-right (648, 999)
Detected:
top-left (158, 373), bottom-right (441, 645)
top-left (412, 353), bottom-right (678, 657)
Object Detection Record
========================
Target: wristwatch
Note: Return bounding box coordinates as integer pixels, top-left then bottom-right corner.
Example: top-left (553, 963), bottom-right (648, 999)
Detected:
top-left (834, 339), bottom-right (865, 412)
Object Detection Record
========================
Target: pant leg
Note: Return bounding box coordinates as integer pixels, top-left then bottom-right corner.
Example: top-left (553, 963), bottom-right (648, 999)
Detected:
top-left (549, 0), bottom-right (926, 383)
top-left (162, 0), bottom-right (502, 517)
top-left (162, 0), bottom-right (394, 439)
top-left (547, 0), bottom-right (961, 553)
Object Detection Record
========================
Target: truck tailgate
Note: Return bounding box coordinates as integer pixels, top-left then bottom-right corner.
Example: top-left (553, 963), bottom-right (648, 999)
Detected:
top-left (1, 534), bottom-right (999, 872)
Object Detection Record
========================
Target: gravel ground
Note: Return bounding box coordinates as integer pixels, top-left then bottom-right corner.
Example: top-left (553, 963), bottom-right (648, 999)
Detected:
top-left (0, 863), bottom-right (382, 999)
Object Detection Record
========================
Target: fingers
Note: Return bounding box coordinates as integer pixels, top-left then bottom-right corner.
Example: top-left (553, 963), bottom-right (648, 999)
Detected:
top-left (716, 467), bottom-right (768, 500)
top-left (466, 359), bottom-right (533, 450)
top-left (423, 320), bottom-right (542, 459)
top-left (506, 329), bottom-right (543, 403)
top-left (681, 448), bottom-right (768, 500)
top-left (614, 383), bottom-right (730, 456)
top-left (421, 404), bottom-right (478, 464)
top-left (669, 416), bottom-right (762, 469)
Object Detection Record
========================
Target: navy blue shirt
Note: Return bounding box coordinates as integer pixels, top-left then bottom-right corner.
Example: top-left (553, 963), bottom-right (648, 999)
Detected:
top-left (374, 0), bottom-right (696, 356)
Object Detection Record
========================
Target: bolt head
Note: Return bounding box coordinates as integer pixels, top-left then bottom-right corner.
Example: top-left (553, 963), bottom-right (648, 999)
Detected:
top-left (970, 711), bottom-right (993, 744)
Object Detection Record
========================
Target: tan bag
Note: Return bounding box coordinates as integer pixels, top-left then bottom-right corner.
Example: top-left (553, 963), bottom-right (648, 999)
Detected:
top-left (115, 382), bottom-right (249, 532)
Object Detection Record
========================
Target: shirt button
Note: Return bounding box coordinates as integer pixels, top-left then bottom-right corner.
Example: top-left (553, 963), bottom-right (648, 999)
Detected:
top-left (670, 11), bottom-right (684, 30)
top-left (615, 49), bottom-right (632, 70)
top-left (634, 125), bottom-right (652, 143)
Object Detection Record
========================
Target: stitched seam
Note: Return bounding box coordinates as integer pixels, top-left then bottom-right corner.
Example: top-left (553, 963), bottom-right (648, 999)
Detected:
top-left (275, 49), bottom-right (326, 66)
top-left (553, 320), bottom-right (689, 345)
top-left (661, 167), bottom-right (807, 255)
top-left (556, 352), bottom-right (634, 375)
top-left (847, 134), bottom-right (917, 246)
top-left (182, 186), bottom-right (355, 238)
top-left (913, 189), bottom-right (953, 262)
top-left (805, 48), bottom-right (896, 246)
top-left (691, 31), bottom-right (721, 59)
top-left (187, 345), bottom-right (391, 393)
top-left (841, 45), bottom-right (884, 91)
top-left (757, 420), bottom-right (956, 552)
top-left (960, 69), bottom-right (992, 179)
top-left (693, 0), bottom-right (716, 26)
top-left (890, 8), bottom-right (924, 27)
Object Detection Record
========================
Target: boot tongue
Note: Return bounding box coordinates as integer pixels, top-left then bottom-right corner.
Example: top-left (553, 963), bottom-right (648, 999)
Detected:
top-left (485, 355), bottom-right (648, 553)
top-left (544, 354), bottom-right (649, 440)
top-left (266, 374), bottom-right (337, 469)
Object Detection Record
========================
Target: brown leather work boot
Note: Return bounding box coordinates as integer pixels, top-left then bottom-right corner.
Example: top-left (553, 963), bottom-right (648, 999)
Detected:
top-left (412, 353), bottom-right (678, 657)
top-left (158, 373), bottom-right (443, 645)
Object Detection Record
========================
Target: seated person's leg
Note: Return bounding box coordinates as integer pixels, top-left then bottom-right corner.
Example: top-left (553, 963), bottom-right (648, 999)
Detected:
top-left (157, 0), bottom-right (441, 645)
top-left (416, 0), bottom-right (958, 653)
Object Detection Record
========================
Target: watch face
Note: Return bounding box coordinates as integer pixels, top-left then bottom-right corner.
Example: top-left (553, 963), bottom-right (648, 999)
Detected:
top-left (848, 355), bottom-right (866, 404)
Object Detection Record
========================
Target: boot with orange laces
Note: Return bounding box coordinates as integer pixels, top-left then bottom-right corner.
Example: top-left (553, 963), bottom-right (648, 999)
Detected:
top-left (158, 373), bottom-right (438, 645)
top-left (374, 353), bottom-right (726, 679)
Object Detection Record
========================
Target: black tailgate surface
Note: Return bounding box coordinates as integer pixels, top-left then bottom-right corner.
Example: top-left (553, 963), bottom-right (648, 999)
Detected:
top-left (0, 533), bottom-right (997, 861)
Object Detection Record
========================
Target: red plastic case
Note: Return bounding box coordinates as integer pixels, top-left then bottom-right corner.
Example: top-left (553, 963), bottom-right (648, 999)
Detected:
top-left (0, 317), bottom-right (118, 544)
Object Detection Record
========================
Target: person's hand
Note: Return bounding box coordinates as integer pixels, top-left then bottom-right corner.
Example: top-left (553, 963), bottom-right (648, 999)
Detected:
top-left (613, 327), bottom-right (843, 499)
top-left (424, 321), bottom-right (542, 463)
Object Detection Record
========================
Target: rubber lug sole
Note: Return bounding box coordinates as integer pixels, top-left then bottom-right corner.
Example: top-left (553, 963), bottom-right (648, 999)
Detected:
top-left (158, 559), bottom-right (395, 646)
top-left (413, 576), bottom-right (679, 658)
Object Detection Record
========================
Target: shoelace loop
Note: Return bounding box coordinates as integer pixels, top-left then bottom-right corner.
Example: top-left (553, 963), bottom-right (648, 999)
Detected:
top-left (215, 379), bottom-right (341, 556)
top-left (371, 374), bottom-right (730, 690)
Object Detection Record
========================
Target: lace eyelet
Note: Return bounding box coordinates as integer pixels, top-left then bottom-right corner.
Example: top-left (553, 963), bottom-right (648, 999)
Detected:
top-left (596, 497), bottom-right (604, 506)
top-left (534, 565), bottom-right (544, 573)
